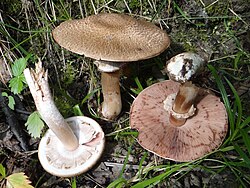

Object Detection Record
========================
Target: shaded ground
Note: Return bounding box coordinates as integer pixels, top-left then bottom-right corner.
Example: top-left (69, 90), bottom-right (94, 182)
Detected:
top-left (0, 0), bottom-right (250, 187)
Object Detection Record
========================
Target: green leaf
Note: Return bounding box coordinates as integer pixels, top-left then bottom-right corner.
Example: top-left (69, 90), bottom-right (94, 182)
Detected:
top-left (11, 58), bottom-right (27, 77)
top-left (1, 92), bottom-right (15, 110)
top-left (0, 164), bottom-right (6, 178)
top-left (1, 92), bottom-right (8, 97)
top-left (9, 74), bottom-right (26, 94)
top-left (8, 96), bottom-right (15, 110)
top-left (25, 112), bottom-right (44, 138)
top-left (6, 172), bottom-right (34, 188)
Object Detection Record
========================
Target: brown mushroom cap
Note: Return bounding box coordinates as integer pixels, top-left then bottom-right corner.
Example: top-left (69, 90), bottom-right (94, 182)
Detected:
top-left (52, 13), bottom-right (170, 62)
top-left (130, 80), bottom-right (228, 162)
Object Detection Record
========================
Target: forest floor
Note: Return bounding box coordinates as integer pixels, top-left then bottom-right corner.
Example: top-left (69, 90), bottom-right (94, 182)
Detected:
top-left (0, 0), bottom-right (250, 187)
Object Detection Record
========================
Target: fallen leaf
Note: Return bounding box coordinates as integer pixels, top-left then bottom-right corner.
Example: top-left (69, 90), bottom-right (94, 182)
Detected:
top-left (6, 172), bottom-right (34, 188)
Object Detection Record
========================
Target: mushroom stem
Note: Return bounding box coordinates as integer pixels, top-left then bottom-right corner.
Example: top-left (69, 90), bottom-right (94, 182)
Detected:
top-left (169, 82), bottom-right (199, 126)
top-left (101, 71), bottom-right (122, 120)
top-left (24, 61), bottom-right (78, 151)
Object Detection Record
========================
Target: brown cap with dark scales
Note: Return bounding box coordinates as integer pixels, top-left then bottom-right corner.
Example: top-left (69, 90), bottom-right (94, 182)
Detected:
top-left (52, 13), bottom-right (170, 62)
top-left (130, 80), bottom-right (228, 162)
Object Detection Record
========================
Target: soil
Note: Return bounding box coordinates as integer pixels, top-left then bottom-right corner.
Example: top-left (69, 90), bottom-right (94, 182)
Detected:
top-left (0, 0), bottom-right (250, 187)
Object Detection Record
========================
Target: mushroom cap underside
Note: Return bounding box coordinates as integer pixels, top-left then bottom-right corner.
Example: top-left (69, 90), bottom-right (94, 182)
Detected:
top-left (38, 116), bottom-right (105, 177)
top-left (130, 80), bottom-right (228, 162)
top-left (52, 13), bottom-right (170, 62)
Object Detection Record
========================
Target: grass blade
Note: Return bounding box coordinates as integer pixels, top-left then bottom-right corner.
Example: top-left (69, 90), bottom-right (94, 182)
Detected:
top-left (131, 170), bottom-right (168, 188)
top-left (241, 116), bottom-right (250, 129)
top-left (131, 163), bottom-right (190, 188)
top-left (233, 143), bottom-right (250, 168)
top-left (240, 129), bottom-right (250, 156)
top-left (107, 177), bottom-right (127, 188)
top-left (224, 77), bottom-right (242, 129)
top-left (81, 88), bottom-right (100, 104)
top-left (119, 145), bottom-right (132, 178)
top-left (138, 152), bottom-right (148, 179)
top-left (208, 65), bottom-right (235, 142)
top-left (173, 1), bottom-right (191, 23)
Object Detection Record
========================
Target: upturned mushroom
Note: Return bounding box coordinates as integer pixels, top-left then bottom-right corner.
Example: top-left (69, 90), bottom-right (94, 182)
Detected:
top-left (130, 80), bottom-right (228, 161)
top-left (52, 13), bottom-right (170, 120)
top-left (24, 60), bottom-right (105, 177)
top-left (163, 52), bottom-right (208, 126)
top-left (130, 52), bottom-right (227, 161)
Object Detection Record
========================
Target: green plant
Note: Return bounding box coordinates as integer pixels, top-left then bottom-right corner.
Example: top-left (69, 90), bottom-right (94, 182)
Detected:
top-left (0, 164), bottom-right (34, 188)
top-left (5, 56), bottom-right (45, 138)
top-left (0, 56), bottom-right (45, 139)
top-left (1, 0), bottom-right (250, 187)
top-left (71, 177), bottom-right (77, 188)
top-left (1, 92), bottom-right (15, 110)
top-left (130, 77), bottom-right (144, 95)
top-left (208, 65), bottom-right (250, 185)
top-left (25, 111), bottom-right (45, 138)
top-left (105, 64), bottom-right (250, 187)
top-left (8, 57), bottom-right (28, 94)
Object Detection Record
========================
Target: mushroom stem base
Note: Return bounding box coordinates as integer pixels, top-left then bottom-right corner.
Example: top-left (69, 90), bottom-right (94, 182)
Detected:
top-left (169, 114), bottom-right (186, 127)
top-left (164, 82), bottom-right (199, 127)
top-left (164, 93), bottom-right (195, 127)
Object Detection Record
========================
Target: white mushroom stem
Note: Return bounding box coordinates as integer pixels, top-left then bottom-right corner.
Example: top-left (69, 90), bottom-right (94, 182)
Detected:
top-left (101, 71), bottom-right (122, 120)
top-left (24, 61), bottom-right (78, 151)
top-left (168, 82), bottom-right (199, 126)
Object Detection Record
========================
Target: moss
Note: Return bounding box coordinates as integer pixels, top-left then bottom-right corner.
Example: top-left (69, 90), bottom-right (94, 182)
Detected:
top-left (60, 61), bottom-right (78, 87)
top-left (54, 94), bottom-right (74, 117)
top-left (205, 1), bottom-right (229, 16)
top-left (1, 0), bottom-right (22, 15)
top-left (171, 26), bottom-right (209, 52)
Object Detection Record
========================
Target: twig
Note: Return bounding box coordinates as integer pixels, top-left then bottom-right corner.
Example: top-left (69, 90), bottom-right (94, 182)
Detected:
top-left (0, 90), bottom-right (29, 151)
top-left (103, 162), bottom-right (144, 170)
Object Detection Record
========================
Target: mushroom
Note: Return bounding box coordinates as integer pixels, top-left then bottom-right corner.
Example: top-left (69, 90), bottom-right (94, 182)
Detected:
top-left (164, 52), bottom-right (206, 83)
top-left (130, 52), bottom-right (227, 161)
top-left (52, 13), bottom-right (170, 120)
top-left (130, 80), bottom-right (228, 161)
top-left (24, 60), bottom-right (105, 177)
